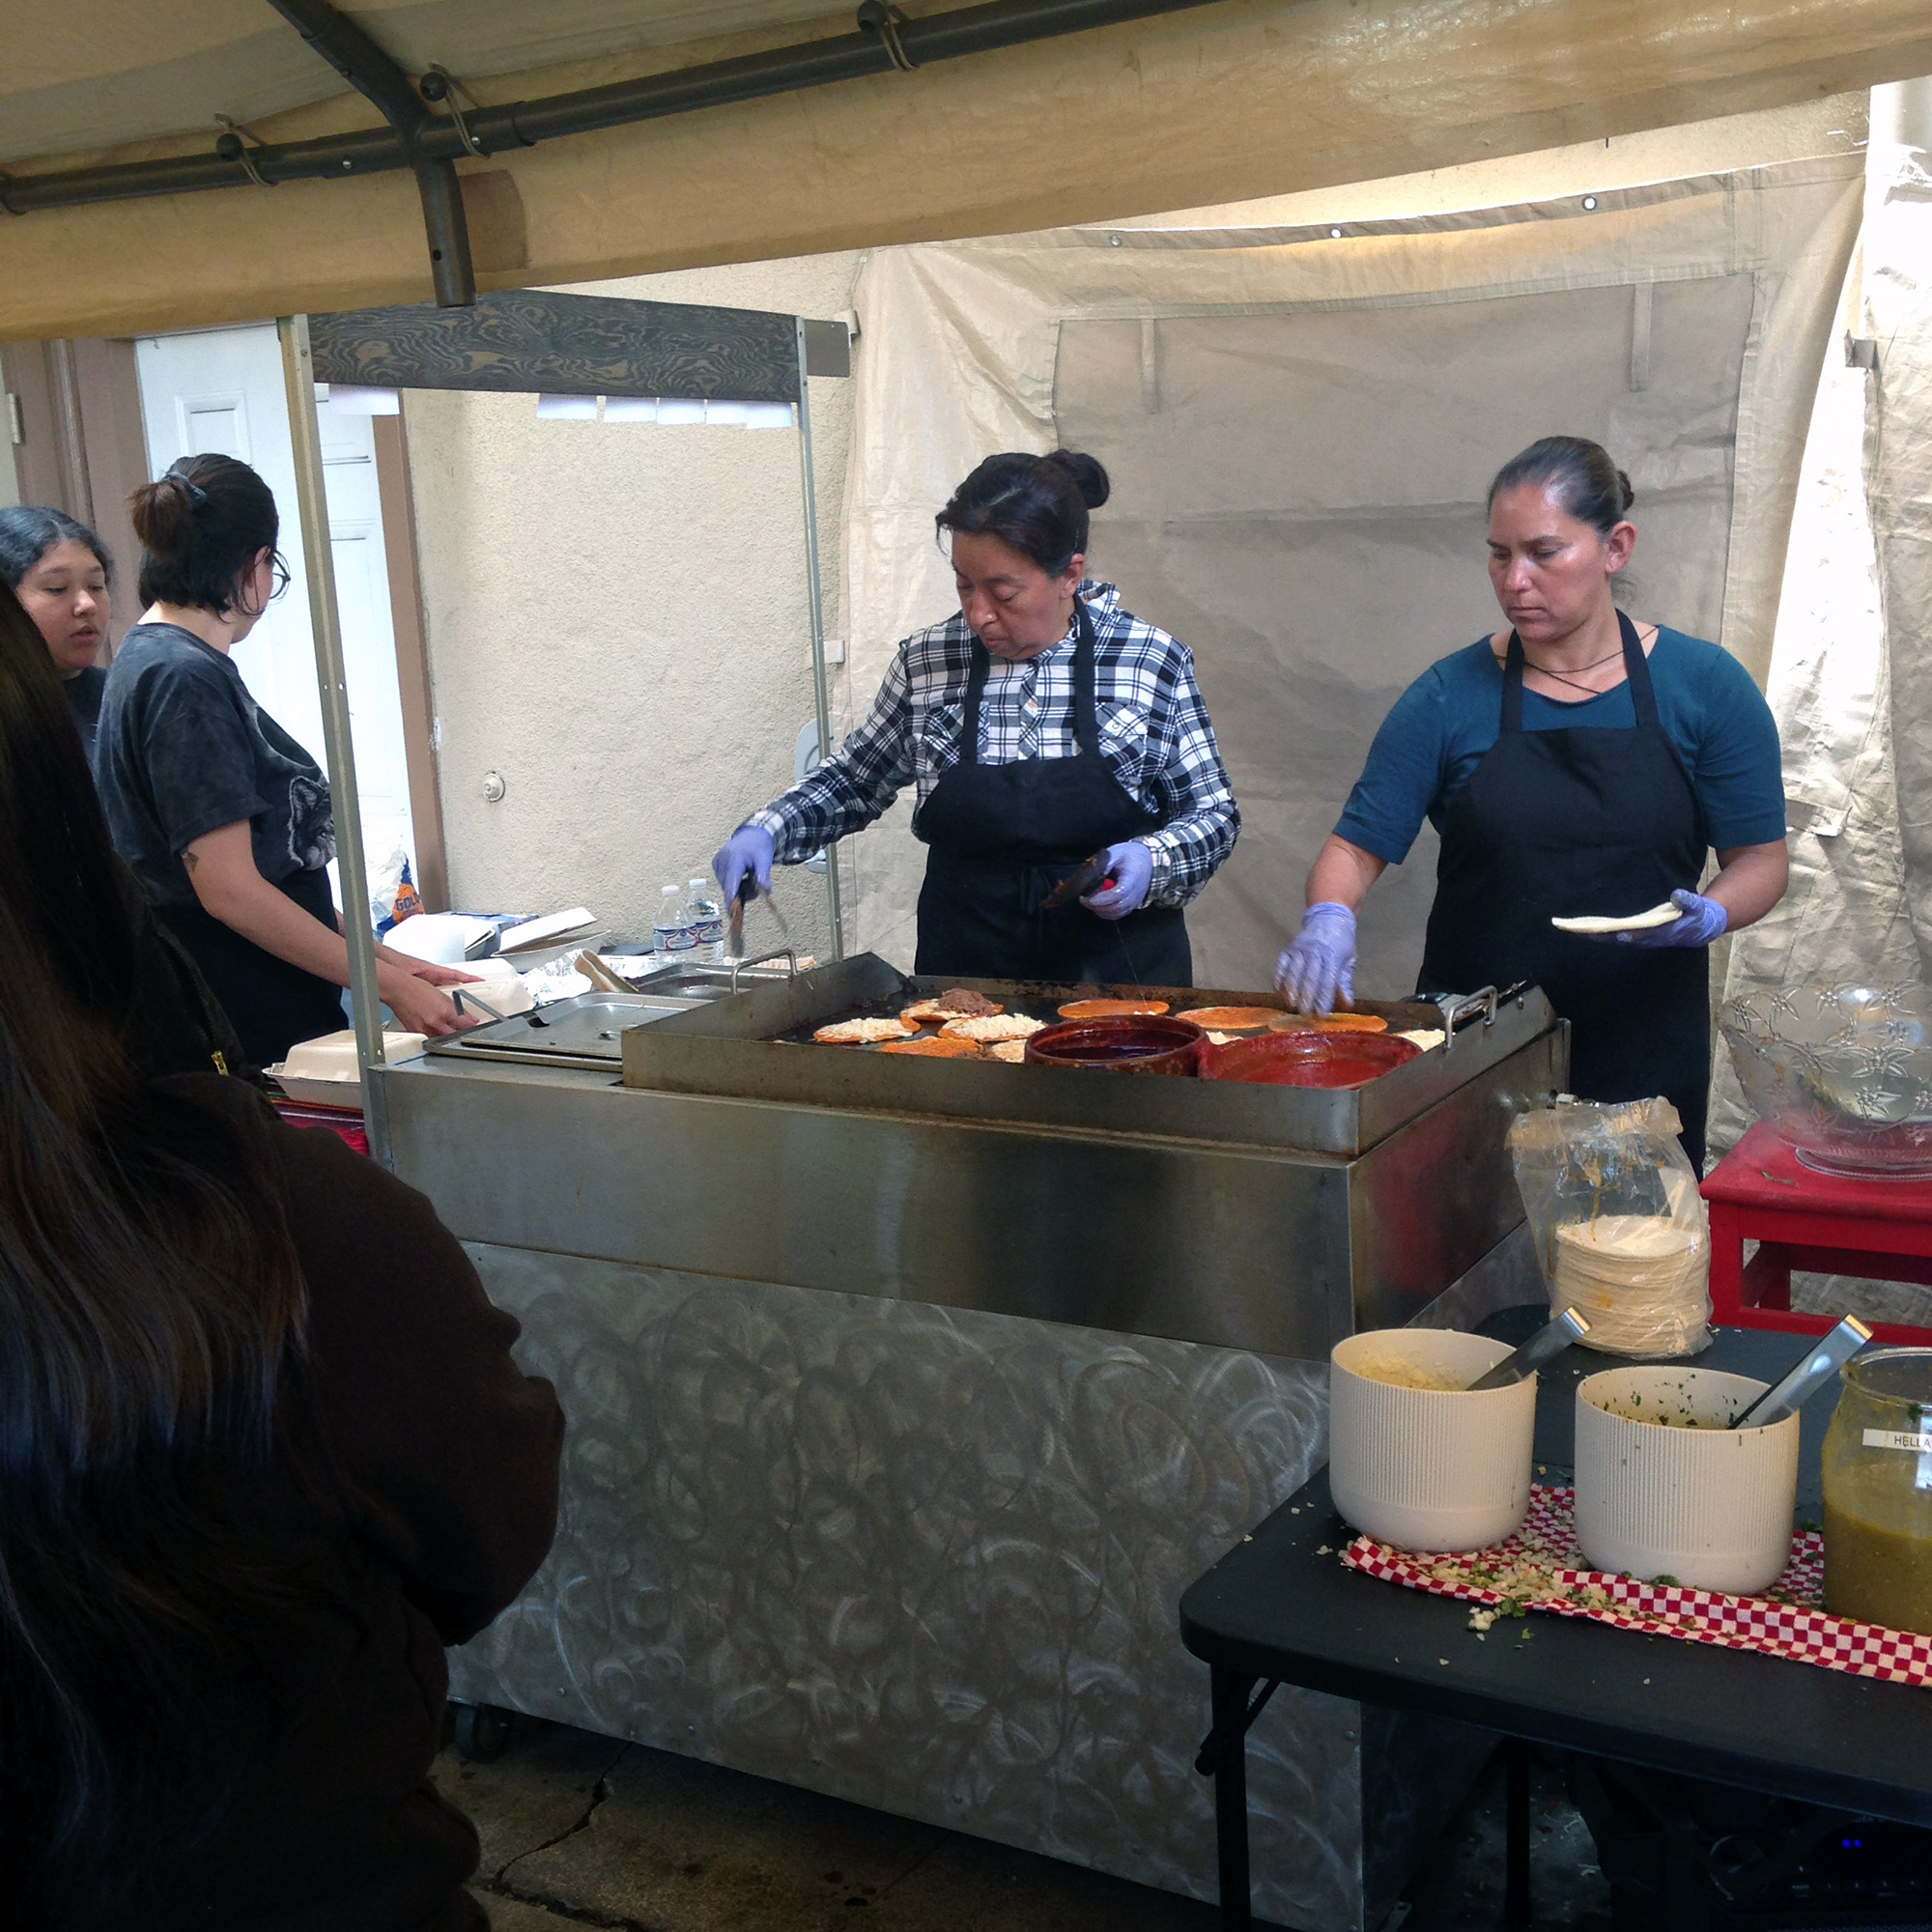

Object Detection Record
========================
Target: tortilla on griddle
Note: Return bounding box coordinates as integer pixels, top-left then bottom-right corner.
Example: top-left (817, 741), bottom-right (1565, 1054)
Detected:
top-left (940, 1013), bottom-right (1046, 1044)
top-left (813, 1016), bottom-right (918, 1045)
top-left (1057, 998), bottom-right (1170, 1019)
top-left (878, 1035), bottom-right (984, 1058)
top-left (1177, 1006), bottom-right (1280, 1031)
top-left (1267, 1010), bottom-right (1388, 1034)
top-left (901, 987), bottom-right (1003, 1023)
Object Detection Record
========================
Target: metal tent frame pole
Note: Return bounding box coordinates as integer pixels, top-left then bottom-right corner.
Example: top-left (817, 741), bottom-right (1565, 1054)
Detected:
top-left (796, 316), bottom-right (846, 960)
top-left (278, 313), bottom-right (391, 1163)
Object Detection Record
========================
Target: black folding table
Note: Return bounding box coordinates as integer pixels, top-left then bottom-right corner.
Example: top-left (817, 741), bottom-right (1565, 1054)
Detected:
top-left (1179, 1321), bottom-right (1932, 1930)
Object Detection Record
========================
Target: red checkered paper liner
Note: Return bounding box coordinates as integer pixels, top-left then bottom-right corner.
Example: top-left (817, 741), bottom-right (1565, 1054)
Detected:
top-left (1342, 1486), bottom-right (1932, 1688)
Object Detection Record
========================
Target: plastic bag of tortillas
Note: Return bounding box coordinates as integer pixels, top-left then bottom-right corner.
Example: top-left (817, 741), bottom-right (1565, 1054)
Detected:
top-left (1507, 1097), bottom-right (1710, 1358)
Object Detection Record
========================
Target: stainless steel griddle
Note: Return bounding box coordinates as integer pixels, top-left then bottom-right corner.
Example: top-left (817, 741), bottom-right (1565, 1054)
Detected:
top-left (617, 952), bottom-right (1549, 1159)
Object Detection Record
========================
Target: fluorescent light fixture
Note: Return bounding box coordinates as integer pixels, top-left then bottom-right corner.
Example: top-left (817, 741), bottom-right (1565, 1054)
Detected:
top-left (656, 397), bottom-right (705, 425)
top-left (704, 400), bottom-right (752, 425)
top-left (327, 384), bottom-right (401, 415)
top-left (602, 395), bottom-right (659, 423)
top-left (743, 402), bottom-right (796, 430)
top-left (536, 393), bottom-right (599, 420)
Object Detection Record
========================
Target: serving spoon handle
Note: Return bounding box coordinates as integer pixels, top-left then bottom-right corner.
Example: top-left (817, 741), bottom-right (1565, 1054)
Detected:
top-left (1465, 1306), bottom-right (1592, 1391)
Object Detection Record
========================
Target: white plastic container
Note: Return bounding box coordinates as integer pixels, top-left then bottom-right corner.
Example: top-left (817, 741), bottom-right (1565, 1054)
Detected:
top-left (1574, 1367), bottom-right (1799, 1594)
top-left (1330, 1329), bottom-right (1540, 1552)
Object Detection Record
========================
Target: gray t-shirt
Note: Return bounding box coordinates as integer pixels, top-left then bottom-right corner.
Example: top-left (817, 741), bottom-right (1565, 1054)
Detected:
top-left (65, 664), bottom-right (106, 765)
top-left (96, 622), bottom-right (334, 909)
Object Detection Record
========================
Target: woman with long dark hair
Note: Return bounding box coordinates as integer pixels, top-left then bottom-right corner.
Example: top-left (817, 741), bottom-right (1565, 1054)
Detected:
top-left (0, 503), bottom-right (114, 760)
top-left (0, 583), bottom-right (563, 1925)
top-left (95, 453), bottom-right (474, 1065)
top-left (1273, 436), bottom-right (1787, 1169)
top-left (712, 449), bottom-right (1238, 983)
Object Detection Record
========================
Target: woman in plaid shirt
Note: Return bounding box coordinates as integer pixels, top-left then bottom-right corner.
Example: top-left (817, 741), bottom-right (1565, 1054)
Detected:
top-left (714, 450), bottom-right (1238, 984)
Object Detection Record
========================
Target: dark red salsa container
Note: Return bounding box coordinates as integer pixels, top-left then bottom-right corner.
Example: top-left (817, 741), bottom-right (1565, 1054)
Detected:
top-left (1201, 1028), bottom-right (1420, 1089)
top-left (1024, 1014), bottom-right (1206, 1075)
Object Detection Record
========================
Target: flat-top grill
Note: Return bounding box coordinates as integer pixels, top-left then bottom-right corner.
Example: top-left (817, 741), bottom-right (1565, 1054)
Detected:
top-left (619, 952), bottom-right (1557, 1157)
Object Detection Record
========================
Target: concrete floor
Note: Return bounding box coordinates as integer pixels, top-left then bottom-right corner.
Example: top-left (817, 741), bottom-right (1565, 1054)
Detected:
top-left (435, 1719), bottom-right (1611, 1932)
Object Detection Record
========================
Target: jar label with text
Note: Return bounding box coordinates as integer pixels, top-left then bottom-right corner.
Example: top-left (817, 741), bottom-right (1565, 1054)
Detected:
top-left (1861, 1427), bottom-right (1932, 1454)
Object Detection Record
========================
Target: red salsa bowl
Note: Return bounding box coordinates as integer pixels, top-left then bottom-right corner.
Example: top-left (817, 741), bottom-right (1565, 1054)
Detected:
top-left (1024, 1014), bottom-right (1206, 1074)
top-left (1202, 1028), bottom-right (1420, 1089)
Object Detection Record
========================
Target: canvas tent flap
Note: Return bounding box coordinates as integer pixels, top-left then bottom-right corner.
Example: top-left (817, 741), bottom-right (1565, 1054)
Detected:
top-left (838, 154), bottom-right (1863, 991)
top-left (3, 0), bottom-right (1929, 338)
top-left (1867, 167), bottom-right (1932, 978)
top-left (1705, 134), bottom-right (1932, 1179)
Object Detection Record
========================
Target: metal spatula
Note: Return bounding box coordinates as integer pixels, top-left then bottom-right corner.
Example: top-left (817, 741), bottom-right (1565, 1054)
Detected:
top-left (1041, 851), bottom-right (1110, 911)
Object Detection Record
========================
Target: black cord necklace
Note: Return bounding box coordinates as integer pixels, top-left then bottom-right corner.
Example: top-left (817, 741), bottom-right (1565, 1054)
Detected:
top-left (1503, 640), bottom-right (1630, 698)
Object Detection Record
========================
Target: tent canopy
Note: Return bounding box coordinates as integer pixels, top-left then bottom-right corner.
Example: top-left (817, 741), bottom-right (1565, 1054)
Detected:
top-left (5, 0), bottom-right (1932, 338)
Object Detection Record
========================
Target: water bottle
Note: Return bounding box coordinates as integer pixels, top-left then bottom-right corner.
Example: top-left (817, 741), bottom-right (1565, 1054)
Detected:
top-left (687, 877), bottom-right (725, 964)
top-left (653, 882), bottom-right (696, 956)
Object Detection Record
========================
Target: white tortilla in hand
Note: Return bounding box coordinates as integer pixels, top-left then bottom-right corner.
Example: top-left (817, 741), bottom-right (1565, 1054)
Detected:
top-left (1550, 901), bottom-right (1681, 935)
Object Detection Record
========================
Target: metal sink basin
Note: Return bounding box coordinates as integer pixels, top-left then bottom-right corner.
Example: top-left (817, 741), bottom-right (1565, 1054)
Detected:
top-left (427, 991), bottom-right (703, 1068)
top-left (626, 959), bottom-right (795, 1001)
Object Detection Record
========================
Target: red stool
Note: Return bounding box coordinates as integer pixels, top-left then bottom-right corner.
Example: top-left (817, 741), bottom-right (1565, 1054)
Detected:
top-left (1701, 1122), bottom-right (1932, 1343)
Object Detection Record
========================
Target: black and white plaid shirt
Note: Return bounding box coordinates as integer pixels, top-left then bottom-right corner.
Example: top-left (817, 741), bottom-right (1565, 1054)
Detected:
top-left (751, 582), bottom-right (1238, 908)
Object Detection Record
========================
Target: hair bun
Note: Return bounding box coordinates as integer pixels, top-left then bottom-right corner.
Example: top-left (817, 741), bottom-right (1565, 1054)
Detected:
top-left (1616, 469), bottom-right (1635, 512)
top-left (128, 473), bottom-right (199, 557)
top-left (1045, 448), bottom-right (1110, 510)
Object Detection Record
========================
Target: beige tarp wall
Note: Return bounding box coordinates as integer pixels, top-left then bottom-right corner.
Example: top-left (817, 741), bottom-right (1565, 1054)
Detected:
top-left (835, 138), bottom-right (1864, 987)
top-left (5, 0), bottom-right (1932, 338)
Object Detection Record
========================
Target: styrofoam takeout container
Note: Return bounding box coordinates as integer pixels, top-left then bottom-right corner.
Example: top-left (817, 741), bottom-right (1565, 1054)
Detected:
top-left (383, 912), bottom-right (498, 965)
top-left (1574, 1367), bottom-right (1799, 1594)
top-left (1330, 1329), bottom-right (1539, 1552)
top-left (451, 955), bottom-right (534, 1016)
top-left (267, 1027), bottom-right (427, 1106)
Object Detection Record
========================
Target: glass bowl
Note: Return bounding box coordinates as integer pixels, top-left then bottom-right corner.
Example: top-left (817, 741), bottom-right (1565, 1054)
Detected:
top-left (1719, 983), bottom-right (1932, 1178)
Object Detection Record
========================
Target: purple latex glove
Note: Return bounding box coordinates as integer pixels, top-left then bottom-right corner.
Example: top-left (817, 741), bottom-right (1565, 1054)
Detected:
top-left (1082, 840), bottom-right (1152, 921)
top-left (712, 824), bottom-right (774, 901)
top-left (1620, 887), bottom-right (1728, 949)
top-left (1273, 901), bottom-right (1357, 1015)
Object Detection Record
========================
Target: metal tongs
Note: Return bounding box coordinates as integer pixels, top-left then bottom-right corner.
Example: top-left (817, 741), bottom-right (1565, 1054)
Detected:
top-left (1731, 1316), bottom-right (1872, 1430)
top-left (727, 873), bottom-right (793, 960)
top-left (1464, 1307), bottom-right (1592, 1390)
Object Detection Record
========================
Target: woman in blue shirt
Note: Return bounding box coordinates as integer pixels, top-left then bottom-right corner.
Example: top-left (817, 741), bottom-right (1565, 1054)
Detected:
top-left (1274, 437), bottom-right (1788, 1170)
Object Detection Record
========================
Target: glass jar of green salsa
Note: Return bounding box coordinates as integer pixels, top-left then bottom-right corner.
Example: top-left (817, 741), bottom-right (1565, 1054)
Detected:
top-left (1822, 1346), bottom-right (1932, 1634)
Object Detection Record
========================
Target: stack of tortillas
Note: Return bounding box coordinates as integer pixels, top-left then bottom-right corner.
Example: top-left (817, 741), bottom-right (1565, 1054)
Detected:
top-left (1551, 1213), bottom-right (1707, 1356)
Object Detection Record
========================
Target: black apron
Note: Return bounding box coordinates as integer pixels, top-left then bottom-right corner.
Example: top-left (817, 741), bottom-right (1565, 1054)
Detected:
top-left (911, 601), bottom-right (1192, 984)
top-left (1417, 612), bottom-right (1712, 1170)
top-left (156, 862), bottom-right (348, 1069)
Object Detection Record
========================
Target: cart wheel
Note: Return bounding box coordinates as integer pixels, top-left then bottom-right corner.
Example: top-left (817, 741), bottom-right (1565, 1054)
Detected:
top-left (450, 1701), bottom-right (516, 1763)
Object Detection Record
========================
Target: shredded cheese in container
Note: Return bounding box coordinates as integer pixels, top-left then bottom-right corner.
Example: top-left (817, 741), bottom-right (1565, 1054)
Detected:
top-left (1346, 1355), bottom-right (1471, 1392)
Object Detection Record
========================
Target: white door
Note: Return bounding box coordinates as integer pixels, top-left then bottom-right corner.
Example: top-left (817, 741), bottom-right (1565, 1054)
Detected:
top-left (133, 325), bottom-right (416, 914)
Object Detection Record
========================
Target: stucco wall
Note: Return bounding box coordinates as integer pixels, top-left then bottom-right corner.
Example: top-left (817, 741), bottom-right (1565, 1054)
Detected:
top-left (406, 250), bottom-right (861, 960)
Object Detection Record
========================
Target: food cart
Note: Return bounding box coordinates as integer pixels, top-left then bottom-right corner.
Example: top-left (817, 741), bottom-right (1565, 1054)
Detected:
top-left (278, 294), bottom-right (1567, 1931)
